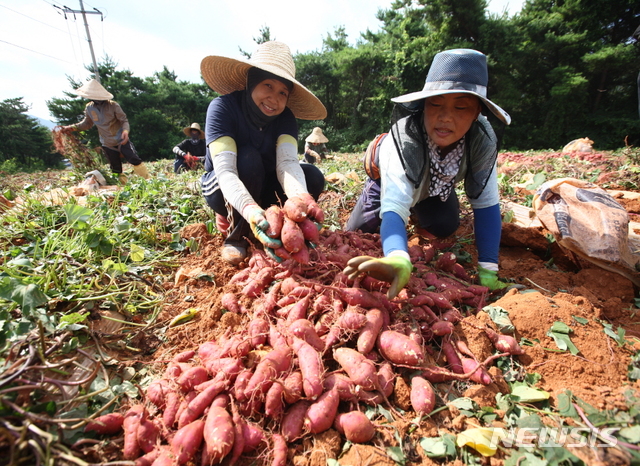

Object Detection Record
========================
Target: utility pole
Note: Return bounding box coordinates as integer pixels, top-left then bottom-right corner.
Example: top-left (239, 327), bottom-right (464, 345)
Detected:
top-left (56, 1), bottom-right (103, 82)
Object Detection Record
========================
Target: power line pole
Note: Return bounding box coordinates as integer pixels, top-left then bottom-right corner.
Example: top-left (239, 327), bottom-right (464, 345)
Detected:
top-left (56, 1), bottom-right (103, 82)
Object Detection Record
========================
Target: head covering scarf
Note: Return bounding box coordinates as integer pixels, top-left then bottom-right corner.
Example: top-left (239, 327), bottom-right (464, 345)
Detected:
top-left (242, 67), bottom-right (293, 130)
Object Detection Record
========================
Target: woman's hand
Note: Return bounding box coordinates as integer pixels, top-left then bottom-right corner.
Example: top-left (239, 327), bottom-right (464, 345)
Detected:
top-left (243, 204), bottom-right (283, 250)
top-left (343, 255), bottom-right (412, 299)
top-left (120, 130), bottom-right (129, 145)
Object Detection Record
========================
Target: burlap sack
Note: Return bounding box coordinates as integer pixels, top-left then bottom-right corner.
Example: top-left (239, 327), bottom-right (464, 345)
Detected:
top-left (533, 178), bottom-right (640, 286)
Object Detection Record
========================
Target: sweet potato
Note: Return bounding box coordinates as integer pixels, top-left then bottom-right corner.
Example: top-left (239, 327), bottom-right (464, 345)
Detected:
top-left (147, 447), bottom-right (173, 466)
top-left (298, 217), bottom-right (320, 243)
top-left (285, 295), bottom-right (310, 323)
top-left (484, 327), bottom-right (525, 355)
top-left (282, 371), bottom-right (303, 404)
top-left (334, 411), bottom-right (376, 443)
top-left (304, 387), bottom-right (339, 434)
top-left (441, 339), bottom-right (464, 374)
top-left (242, 421), bottom-right (266, 452)
top-left (377, 330), bottom-right (425, 366)
top-left (291, 246), bottom-right (310, 265)
top-left (281, 217), bottom-right (305, 253)
top-left (431, 320), bottom-right (455, 336)
top-left (323, 373), bottom-right (358, 402)
top-left (229, 404), bottom-right (245, 465)
top-left (461, 357), bottom-right (492, 385)
top-left (162, 390), bottom-right (181, 428)
top-left (357, 308), bottom-right (384, 354)
top-left (377, 362), bottom-right (395, 397)
top-left (134, 449), bottom-right (160, 466)
top-left (173, 349), bottom-right (196, 363)
top-left (338, 309), bottom-right (368, 330)
top-left (283, 196), bottom-right (309, 222)
top-left (249, 317), bottom-right (269, 348)
top-left (265, 205), bottom-right (285, 238)
top-left (171, 419), bottom-right (204, 464)
top-left (177, 366), bottom-right (209, 393)
top-left (338, 287), bottom-right (380, 309)
top-left (136, 416), bottom-right (160, 454)
top-left (358, 389), bottom-right (384, 406)
top-left (265, 381), bottom-right (285, 419)
top-left (245, 346), bottom-right (293, 397)
top-left (289, 319), bottom-right (324, 351)
top-left (84, 412), bottom-right (125, 435)
top-left (242, 266), bottom-right (275, 298)
top-left (271, 433), bottom-right (288, 466)
top-left (282, 400), bottom-right (311, 441)
top-left (122, 405), bottom-right (145, 460)
top-left (221, 292), bottom-right (243, 313)
top-left (211, 393), bottom-right (230, 409)
top-left (333, 347), bottom-right (377, 390)
top-left (292, 337), bottom-right (324, 399)
top-left (178, 377), bottom-right (226, 428)
top-left (233, 369), bottom-right (253, 402)
top-left (410, 376), bottom-right (436, 415)
top-left (435, 252), bottom-right (457, 272)
top-left (204, 406), bottom-right (235, 464)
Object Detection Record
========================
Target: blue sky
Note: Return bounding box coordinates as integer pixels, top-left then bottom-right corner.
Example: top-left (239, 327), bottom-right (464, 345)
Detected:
top-left (0, 0), bottom-right (524, 122)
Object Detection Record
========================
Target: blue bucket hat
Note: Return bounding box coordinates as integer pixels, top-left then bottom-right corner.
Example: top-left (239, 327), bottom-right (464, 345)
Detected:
top-left (391, 49), bottom-right (511, 125)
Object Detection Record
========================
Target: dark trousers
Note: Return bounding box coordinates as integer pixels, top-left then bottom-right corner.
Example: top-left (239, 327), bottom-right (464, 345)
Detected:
top-left (345, 177), bottom-right (460, 237)
top-left (203, 147), bottom-right (325, 248)
top-left (102, 141), bottom-right (143, 174)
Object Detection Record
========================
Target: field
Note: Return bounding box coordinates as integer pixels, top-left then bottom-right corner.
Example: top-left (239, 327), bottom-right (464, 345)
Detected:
top-left (0, 147), bottom-right (639, 466)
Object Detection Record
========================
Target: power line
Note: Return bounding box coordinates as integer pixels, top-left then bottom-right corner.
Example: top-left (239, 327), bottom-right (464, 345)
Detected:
top-left (0, 38), bottom-right (74, 64)
top-left (0, 3), bottom-right (78, 37)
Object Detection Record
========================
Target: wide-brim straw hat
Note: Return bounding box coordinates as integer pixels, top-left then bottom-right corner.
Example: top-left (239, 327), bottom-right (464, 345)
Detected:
top-left (391, 49), bottom-right (511, 125)
top-left (74, 79), bottom-right (114, 100)
top-left (201, 41), bottom-right (327, 121)
top-left (305, 127), bottom-right (329, 143)
top-left (183, 122), bottom-right (205, 139)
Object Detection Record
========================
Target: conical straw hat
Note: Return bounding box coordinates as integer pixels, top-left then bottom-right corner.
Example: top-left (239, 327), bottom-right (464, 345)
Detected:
top-left (305, 127), bottom-right (329, 143)
top-left (73, 79), bottom-right (114, 100)
top-left (183, 123), bottom-right (204, 139)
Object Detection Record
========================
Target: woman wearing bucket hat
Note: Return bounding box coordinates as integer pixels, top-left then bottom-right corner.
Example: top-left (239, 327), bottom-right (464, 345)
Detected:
top-left (62, 79), bottom-right (150, 183)
top-left (344, 49), bottom-right (514, 298)
top-left (173, 123), bottom-right (206, 173)
top-left (304, 127), bottom-right (330, 163)
top-left (200, 41), bottom-right (327, 265)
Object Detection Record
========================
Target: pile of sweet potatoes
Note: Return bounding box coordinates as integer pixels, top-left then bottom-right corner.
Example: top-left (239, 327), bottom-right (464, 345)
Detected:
top-left (85, 230), bottom-right (523, 465)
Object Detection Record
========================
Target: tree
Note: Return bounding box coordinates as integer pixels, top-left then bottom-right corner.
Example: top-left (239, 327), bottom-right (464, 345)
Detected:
top-left (0, 98), bottom-right (57, 173)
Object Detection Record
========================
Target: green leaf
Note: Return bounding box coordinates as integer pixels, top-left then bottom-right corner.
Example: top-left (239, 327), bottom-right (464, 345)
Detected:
top-left (378, 405), bottom-right (394, 423)
top-left (129, 244), bottom-right (146, 262)
top-left (482, 305), bottom-right (515, 334)
top-left (511, 385), bottom-right (550, 403)
top-left (0, 277), bottom-right (48, 316)
top-left (556, 391), bottom-right (578, 418)
top-left (620, 425), bottom-right (640, 443)
top-left (516, 414), bottom-right (544, 429)
top-left (420, 434), bottom-right (457, 458)
top-left (385, 446), bottom-right (405, 465)
top-left (602, 322), bottom-right (626, 346)
top-left (64, 204), bottom-right (93, 229)
top-left (449, 397), bottom-right (476, 411)
top-left (546, 321), bottom-right (579, 355)
top-left (572, 315), bottom-right (588, 325)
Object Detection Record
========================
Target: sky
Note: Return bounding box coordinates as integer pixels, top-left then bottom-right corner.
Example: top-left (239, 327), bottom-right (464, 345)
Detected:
top-left (0, 0), bottom-right (525, 122)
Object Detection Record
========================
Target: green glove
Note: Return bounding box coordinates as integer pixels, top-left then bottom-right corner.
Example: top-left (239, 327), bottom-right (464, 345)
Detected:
top-left (243, 204), bottom-right (282, 250)
top-left (477, 266), bottom-right (510, 291)
top-left (344, 255), bottom-right (412, 299)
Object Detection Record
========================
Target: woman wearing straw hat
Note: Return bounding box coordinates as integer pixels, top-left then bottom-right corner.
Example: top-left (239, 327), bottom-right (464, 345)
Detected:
top-left (345, 49), bottom-right (515, 298)
top-left (173, 123), bottom-right (206, 173)
top-left (200, 41), bottom-right (327, 265)
top-left (63, 79), bottom-right (149, 183)
top-left (304, 127), bottom-right (330, 163)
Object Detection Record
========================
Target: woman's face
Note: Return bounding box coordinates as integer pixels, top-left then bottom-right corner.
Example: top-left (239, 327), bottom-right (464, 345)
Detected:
top-left (423, 93), bottom-right (481, 152)
top-left (251, 78), bottom-right (290, 116)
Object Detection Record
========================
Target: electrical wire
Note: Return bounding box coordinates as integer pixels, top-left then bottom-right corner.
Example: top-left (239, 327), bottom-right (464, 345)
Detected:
top-left (0, 38), bottom-right (74, 63)
top-left (0, 2), bottom-right (79, 38)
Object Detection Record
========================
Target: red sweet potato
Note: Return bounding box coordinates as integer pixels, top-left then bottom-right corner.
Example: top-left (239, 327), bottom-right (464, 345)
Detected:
top-left (333, 347), bottom-right (377, 390)
top-left (304, 388), bottom-right (340, 434)
top-left (265, 381), bottom-right (285, 419)
top-left (177, 366), bottom-right (209, 393)
top-left (245, 346), bottom-right (293, 397)
top-left (173, 349), bottom-right (196, 363)
top-left (265, 205), bottom-right (285, 238)
top-left (292, 337), bottom-right (324, 399)
top-left (221, 292), bottom-right (243, 313)
top-left (298, 217), bottom-right (320, 243)
top-left (271, 433), bottom-right (288, 466)
top-left (461, 357), bottom-right (492, 385)
top-left (357, 308), bottom-right (384, 354)
top-left (435, 252), bottom-right (457, 272)
top-left (484, 327), bottom-right (525, 355)
top-left (171, 419), bottom-right (204, 464)
top-left (291, 246), bottom-right (310, 265)
top-left (377, 330), bottom-right (425, 366)
top-left (338, 287), bottom-right (380, 309)
top-left (249, 317), bottom-right (270, 348)
top-left (282, 400), bottom-right (311, 441)
top-left (242, 267), bottom-right (275, 298)
top-left (377, 362), bottom-right (395, 397)
top-left (162, 390), bottom-right (181, 428)
top-left (323, 373), bottom-right (358, 402)
top-left (283, 196), bottom-right (309, 222)
top-left (122, 405), bottom-right (145, 460)
top-left (281, 217), bottom-right (305, 253)
top-left (431, 320), bottom-right (455, 336)
top-left (410, 376), bottom-right (436, 415)
top-left (289, 318), bottom-right (324, 351)
top-left (84, 412), bottom-right (125, 435)
top-left (441, 339), bottom-right (464, 374)
top-left (136, 416), bottom-right (160, 454)
top-left (178, 377), bottom-right (227, 428)
top-left (282, 371), bottom-right (303, 404)
top-left (204, 406), bottom-right (235, 464)
top-left (242, 421), bottom-right (266, 452)
top-left (334, 411), bottom-right (376, 443)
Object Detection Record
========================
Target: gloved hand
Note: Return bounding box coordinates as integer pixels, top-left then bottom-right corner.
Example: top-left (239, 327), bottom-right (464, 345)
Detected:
top-left (344, 255), bottom-right (412, 299)
top-left (243, 204), bottom-right (283, 250)
top-left (477, 266), bottom-right (510, 291)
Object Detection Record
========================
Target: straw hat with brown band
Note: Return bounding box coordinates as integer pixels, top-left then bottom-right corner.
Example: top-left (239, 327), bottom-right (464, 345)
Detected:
top-left (73, 79), bottom-right (114, 100)
top-left (183, 122), bottom-right (205, 139)
top-left (200, 41), bottom-right (327, 121)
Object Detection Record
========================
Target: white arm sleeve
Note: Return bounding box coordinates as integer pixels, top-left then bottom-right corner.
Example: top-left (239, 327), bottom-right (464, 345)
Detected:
top-left (212, 150), bottom-right (256, 216)
top-left (276, 137), bottom-right (308, 198)
top-left (379, 136), bottom-right (415, 224)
